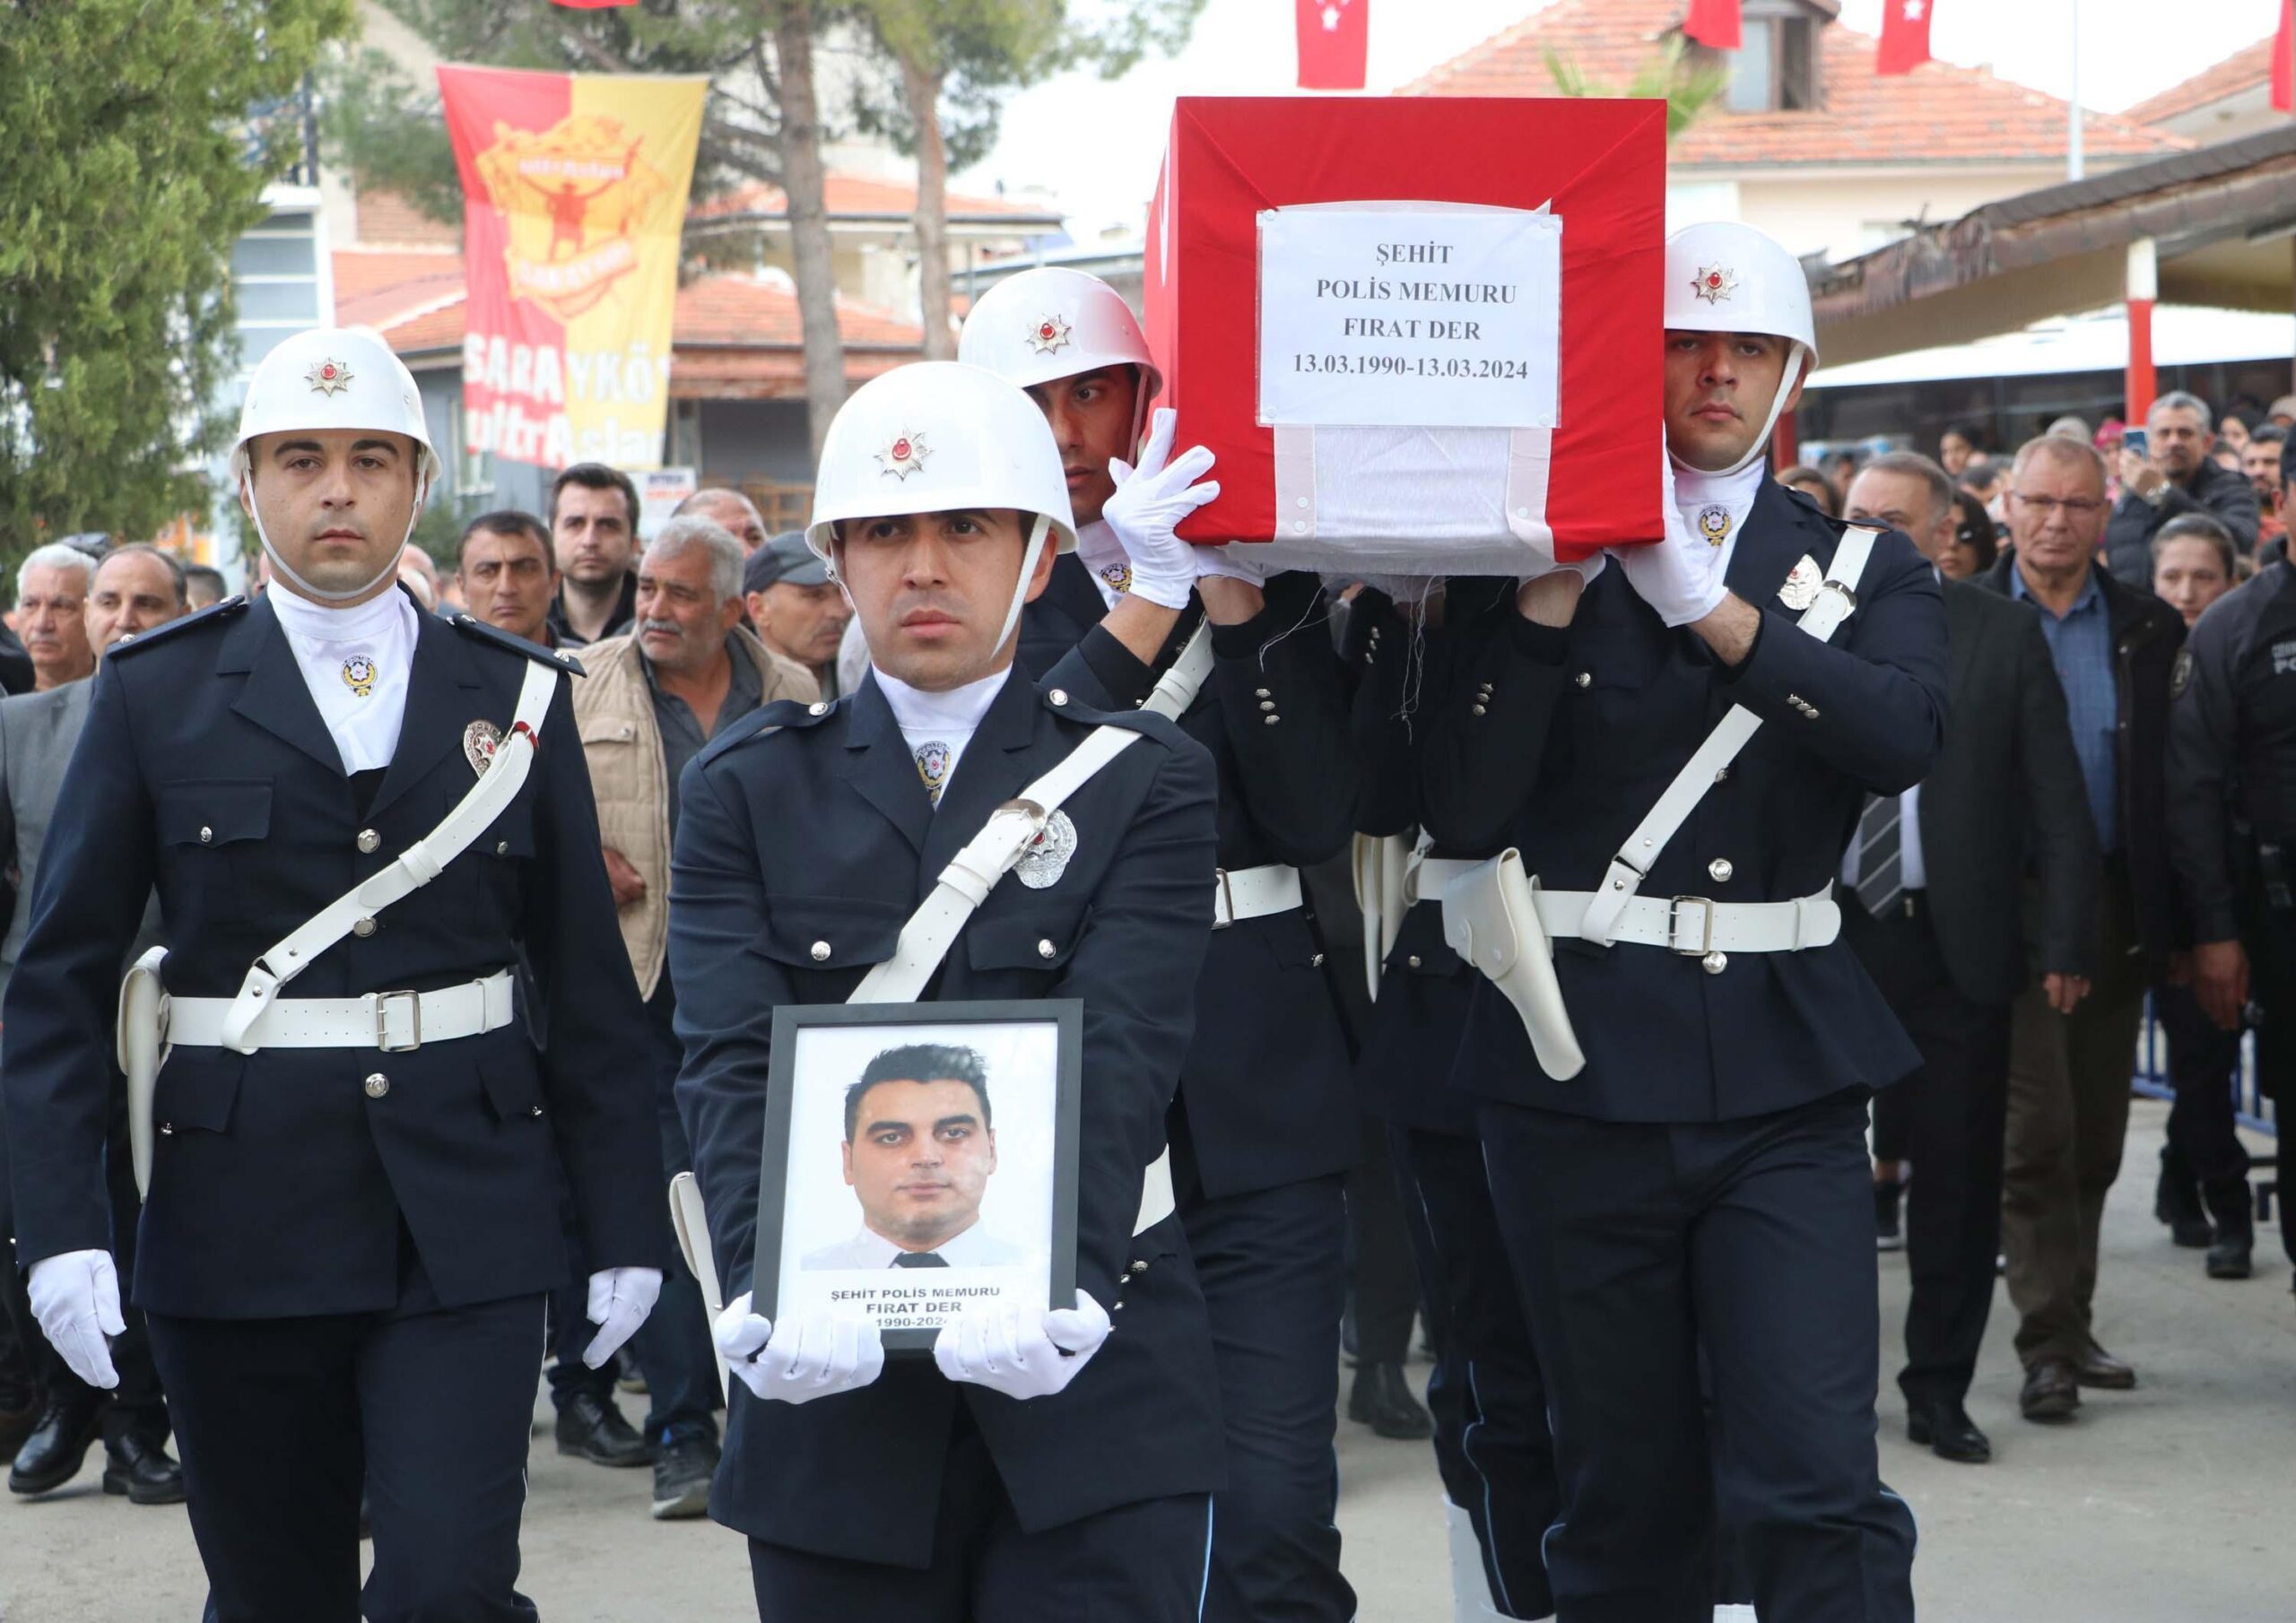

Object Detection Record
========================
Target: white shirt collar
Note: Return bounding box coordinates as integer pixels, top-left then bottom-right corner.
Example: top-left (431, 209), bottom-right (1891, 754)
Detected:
top-left (266, 584), bottom-right (420, 774)
top-left (872, 664), bottom-right (1011, 742)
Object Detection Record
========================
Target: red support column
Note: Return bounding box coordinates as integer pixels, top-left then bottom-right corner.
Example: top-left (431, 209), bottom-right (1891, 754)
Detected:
top-left (2126, 239), bottom-right (2159, 422)
top-left (1772, 405), bottom-right (1800, 471)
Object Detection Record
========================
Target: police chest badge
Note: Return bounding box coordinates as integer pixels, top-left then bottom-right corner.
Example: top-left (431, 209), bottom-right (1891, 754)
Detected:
top-left (340, 654), bottom-right (378, 698)
top-left (1014, 810), bottom-right (1077, 890)
top-left (464, 719), bottom-right (506, 777)
top-left (1096, 560), bottom-right (1133, 595)
top-left (1697, 504), bottom-right (1732, 548)
top-left (1779, 555), bottom-right (1823, 612)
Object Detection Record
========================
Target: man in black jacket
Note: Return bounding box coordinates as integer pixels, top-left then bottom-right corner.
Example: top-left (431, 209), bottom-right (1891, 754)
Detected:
top-left (2103, 392), bottom-right (2261, 588)
top-left (1983, 433), bottom-right (2186, 1425)
top-left (1844, 454), bottom-right (2100, 1463)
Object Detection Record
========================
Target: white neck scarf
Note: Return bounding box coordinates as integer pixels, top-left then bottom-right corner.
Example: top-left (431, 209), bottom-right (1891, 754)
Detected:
top-left (873, 664), bottom-right (1013, 804)
top-left (1671, 459), bottom-right (1770, 576)
top-left (267, 585), bottom-right (419, 774)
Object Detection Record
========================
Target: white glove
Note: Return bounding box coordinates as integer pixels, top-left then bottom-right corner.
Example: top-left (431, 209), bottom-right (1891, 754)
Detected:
top-left (581, 1265), bottom-right (662, 1368)
top-left (713, 1293), bottom-right (885, 1405)
top-left (1104, 408), bottom-right (1219, 609)
top-left (1606, 456), bottom-right (1728, 628)
top-left (28, 1249), bottom-right (124, 1391)
top-left (932, 1290), bottom-right (1111, 1402)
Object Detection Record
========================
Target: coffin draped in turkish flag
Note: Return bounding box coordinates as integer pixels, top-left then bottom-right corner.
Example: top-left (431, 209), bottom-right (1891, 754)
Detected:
top-left (1144, 97), bottom-right (1665, 570)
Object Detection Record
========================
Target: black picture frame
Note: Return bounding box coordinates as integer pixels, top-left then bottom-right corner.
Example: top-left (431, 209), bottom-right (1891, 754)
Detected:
top-left (752, 998), bottom-right (1083, 1353)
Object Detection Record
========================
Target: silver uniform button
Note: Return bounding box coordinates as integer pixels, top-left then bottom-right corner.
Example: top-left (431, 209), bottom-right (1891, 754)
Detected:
top-left (357, 829), bottom-right (381, 855)
top-left (1128, 1260), bottom-right (1149, 1275)
top-left (496, 840), bottom-right (509, 856)
top-left (1406, 954), bottom-right (1422, 968)
top-left (352, 917), bottom-right (377, 938)
top-left (1471, 705), bottom-right (1488, 717)
top-left (808, 701), bottom-right (829, 716)
top-left (1259, 699), bottom-right (1276, 712)
top-left (199, 826), bottom-right (213, 844)
top-left (1708, 858), bottom-right (1734, 883)
top-left (1048, 688), bottom-right (1069, 707)
top-left (810, 941), bottom-right (831, 962)
top-left (1574, 672), bottom-right (1592, 689)
top-left (1263, 714), bottom-right (1280, 725)
top-left (363, 1073), bottom-right (390, 1098)
top-left (1038, 938), bottom-right (1057, 960)
top-left (1701, 951), bottom-right (1728, 976)
top-left (159, 1123), bottom-right (173, 1136)
top-left (1254, 688), bottom-right (1271, 699)
top-left (530, 1105), bottom-right (544, 1118)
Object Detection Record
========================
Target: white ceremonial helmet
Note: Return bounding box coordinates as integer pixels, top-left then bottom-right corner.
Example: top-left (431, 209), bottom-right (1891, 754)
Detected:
top-left (806, 360), bottom-right (1079, 655)
top-left (959, 266), bottom-right (1162, 443)
top-left (231, 326), bottom-right (442, 602)
top-left (1663, 221), bottom-right (1820, 478)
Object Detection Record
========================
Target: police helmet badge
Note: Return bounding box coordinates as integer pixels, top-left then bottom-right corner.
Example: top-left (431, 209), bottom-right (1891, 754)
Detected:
top-left (1015, 810), bottom-right (1078, 890)
top-left (1690, 265), bottom-right (1738, 305)
top-left (913, 739), bottom-right (952, 805)
top-left (1778, 555), bottom-right (1824, 612)
top-left (307, 357), bottom-right (355, 395)
top-left (876, 431), bottom-right (930, 481)
top-left (464, 719), bottom-right (506, 777)
top-left (1697, 504), bottom-right (1732, 548)
top-left (1026, 313), bottom-right (1072, 355)
top-left (340, 654), bottom-right (379, 698)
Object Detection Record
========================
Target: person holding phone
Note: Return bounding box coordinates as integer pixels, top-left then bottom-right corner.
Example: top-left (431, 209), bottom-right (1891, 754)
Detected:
top-left (2103, 395), bottom-right (2261, 590)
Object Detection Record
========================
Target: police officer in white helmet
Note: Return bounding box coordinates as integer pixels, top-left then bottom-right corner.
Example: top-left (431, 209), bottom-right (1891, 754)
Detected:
top-left (2, 326), bottom-right (668, 1620)
top-left (962, 273), bottom-right (1368, 1621)
top-left (672, 360), bottom-right (1228, 1619)
top-left (1422, 221), bottom-right (1943, 1619)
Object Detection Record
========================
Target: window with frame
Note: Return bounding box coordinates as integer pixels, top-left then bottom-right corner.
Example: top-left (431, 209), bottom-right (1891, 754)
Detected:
top-left (1700, 4), bottom-right (1823, 114)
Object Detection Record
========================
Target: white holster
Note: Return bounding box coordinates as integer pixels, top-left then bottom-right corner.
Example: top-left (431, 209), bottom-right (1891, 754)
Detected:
top-left (1439, 851), bottom-right (1585, 1081)
top-left (117, 945), bottom-right (170, 1200)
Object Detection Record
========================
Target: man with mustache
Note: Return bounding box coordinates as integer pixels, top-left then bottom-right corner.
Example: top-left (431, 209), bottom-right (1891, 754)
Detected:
top-left (1424, 221), bottom-right (1941, 1619)
top-left (12, 546), bottom-right (96, 693)
top-left (1, 326), bottom-right (667, 1621)
top-left (571, 515), bottom-right (814, 1519)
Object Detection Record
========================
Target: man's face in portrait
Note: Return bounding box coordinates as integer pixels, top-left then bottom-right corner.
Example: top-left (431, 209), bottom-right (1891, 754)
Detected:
top-left (842, 1076), bottom-right (997, 1252)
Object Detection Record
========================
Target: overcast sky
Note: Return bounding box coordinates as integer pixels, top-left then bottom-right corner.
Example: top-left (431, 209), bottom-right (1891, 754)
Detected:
top-left (960, 0), bottom-right (2286, 239)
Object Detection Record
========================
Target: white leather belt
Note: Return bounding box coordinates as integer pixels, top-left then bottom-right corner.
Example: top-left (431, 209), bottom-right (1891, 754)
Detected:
top-left (166, 969), bottom-right (518, 1052)
top-left (1213, 864), bottom-right (1303, 927)
top-left (1405, 855), bottom-right (1477, 907)
top-left (1534, 887), bottom-right (1840, 956)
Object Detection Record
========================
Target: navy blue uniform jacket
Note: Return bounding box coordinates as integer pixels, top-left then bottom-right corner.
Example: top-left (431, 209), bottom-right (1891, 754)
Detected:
top-left (1057, 570), bottom-right (1364, 1196)
top-left (0, 592), bottom-right (666, 1318)
top-left (669, 664), bottom-right (1226, 1567)
top-left (1422, 482), bottom-right (1950, 1122)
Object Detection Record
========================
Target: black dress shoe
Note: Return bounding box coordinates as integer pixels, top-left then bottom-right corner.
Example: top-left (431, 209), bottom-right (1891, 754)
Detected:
top-left (650, 1435), bottom-right (718, 1521)
top-left (7, 1399), bottom-right (102, 1495)
top-left (2074, 1341), bottom-right (2136, 1390)
top-left (1346, 1361), bottom-right (1433, 1441)
top-left (552, 1390), bottom-right (652, 1468)
top-left (2207, 1232), bottom-right (2254, 1280)
top-left (2156, 1156), bottom-right (2213, 1247)
top-left (2019, 1358), bottom-right (2080, 1422)
top-left (1907, 1397), bottom-right (1991, 1463)
top-left (101, 1434), bottom-right (186, 1506)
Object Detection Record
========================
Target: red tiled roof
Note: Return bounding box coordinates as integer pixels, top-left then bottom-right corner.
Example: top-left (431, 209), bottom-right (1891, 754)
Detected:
top-left (691, 174), bottom-right (1060, 224)
top-left (1404, 0), bottom-right (2185, 168)
top-left (338, 252), bottom-right (925, 398)
top-left (2123, 36), bottom-right (2274, 126)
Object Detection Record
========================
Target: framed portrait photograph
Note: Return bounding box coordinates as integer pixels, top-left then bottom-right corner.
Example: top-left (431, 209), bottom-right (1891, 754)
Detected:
top-left (752, 1000), bottom-right (1083, 1352)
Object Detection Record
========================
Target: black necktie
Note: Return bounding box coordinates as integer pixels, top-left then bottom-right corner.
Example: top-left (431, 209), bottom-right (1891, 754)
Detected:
top-left (891, 1251), bottom-right (948, 1268)
top-left (1854, 794), bottom-right (1904, 918)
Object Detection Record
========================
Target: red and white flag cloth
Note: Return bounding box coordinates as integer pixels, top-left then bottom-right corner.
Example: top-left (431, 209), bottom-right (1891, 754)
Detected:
top-left (1683, 0), bottom-right (1743, 51)
top-left (1876, 0), bottom-right (1935, 75)
top-left (1296, 0), bottom-right (1369, 91)
top-left (2274, 0), bottom-right (2294, 113)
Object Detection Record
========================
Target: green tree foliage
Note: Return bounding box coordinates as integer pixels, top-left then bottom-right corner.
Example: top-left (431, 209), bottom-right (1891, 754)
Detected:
top-left (1545, 36), bottom-right (1728, 141)
top-left (0, 0), bottom-right (356, 558)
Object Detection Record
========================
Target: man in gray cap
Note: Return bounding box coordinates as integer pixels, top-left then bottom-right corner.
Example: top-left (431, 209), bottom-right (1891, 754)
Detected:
top-left (743, 532), bottom-right (851, 699)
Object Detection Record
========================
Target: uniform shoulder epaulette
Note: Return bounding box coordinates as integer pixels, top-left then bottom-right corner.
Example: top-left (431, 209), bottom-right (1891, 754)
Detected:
top-left (106, 594), bottom-right (250, 659)
top-left (694, 694), bottom-right (836, 768)
top-left (449, 612), bottom-right (584, 676)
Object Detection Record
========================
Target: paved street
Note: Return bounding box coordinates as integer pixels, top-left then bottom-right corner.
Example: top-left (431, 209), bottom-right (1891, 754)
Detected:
top-left (2, 1098), bottom-right (2291, 1621)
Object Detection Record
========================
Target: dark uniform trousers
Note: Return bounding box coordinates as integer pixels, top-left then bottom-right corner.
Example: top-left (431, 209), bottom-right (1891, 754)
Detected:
top-left (0, 596), bottom-right (666, 1623)
top-left (1051, 576), bottom-right (1364, 1623)
top-left (1422, 484), bottom-right (1942, 1622)
top-left (1844, 897), bottom-right (2013, 1407)
top-left (672, 665), bottom-right (1229, 1617)
top-left (1343, 585), bottom-right (1559, 1622)
top-left (2156, 983), bottom-right (2251, 1216)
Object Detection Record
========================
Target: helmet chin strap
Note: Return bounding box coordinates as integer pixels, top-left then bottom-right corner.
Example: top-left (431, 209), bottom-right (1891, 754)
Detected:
top-left (1698, 343), bottom-right (1808, 480)
top-left (993, 513), bottom-right (1054, 659)
top-left (243, 472), bottom-right (428, 606)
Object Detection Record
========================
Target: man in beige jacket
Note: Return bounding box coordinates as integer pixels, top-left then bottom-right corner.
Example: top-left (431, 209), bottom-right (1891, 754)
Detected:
top-left (572, 516), bottom-right (816, 1521)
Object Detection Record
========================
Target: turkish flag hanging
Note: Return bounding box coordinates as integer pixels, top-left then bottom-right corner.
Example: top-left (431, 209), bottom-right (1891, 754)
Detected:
top-left (1296, 0), bottom-right (1369, 91)
top-left (2274, 0), bottom-right (2294, 113)
top-left (1876, 0), bottom-right (1935, 75)
top-left (1683, 0), bottom-right (1742, 51)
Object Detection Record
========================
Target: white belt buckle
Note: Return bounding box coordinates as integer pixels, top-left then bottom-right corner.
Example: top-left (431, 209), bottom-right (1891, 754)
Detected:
top-left (1667, 896), bottom-right (1717, 957)
top-left (375, 988), bottom-right (423, 1053)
